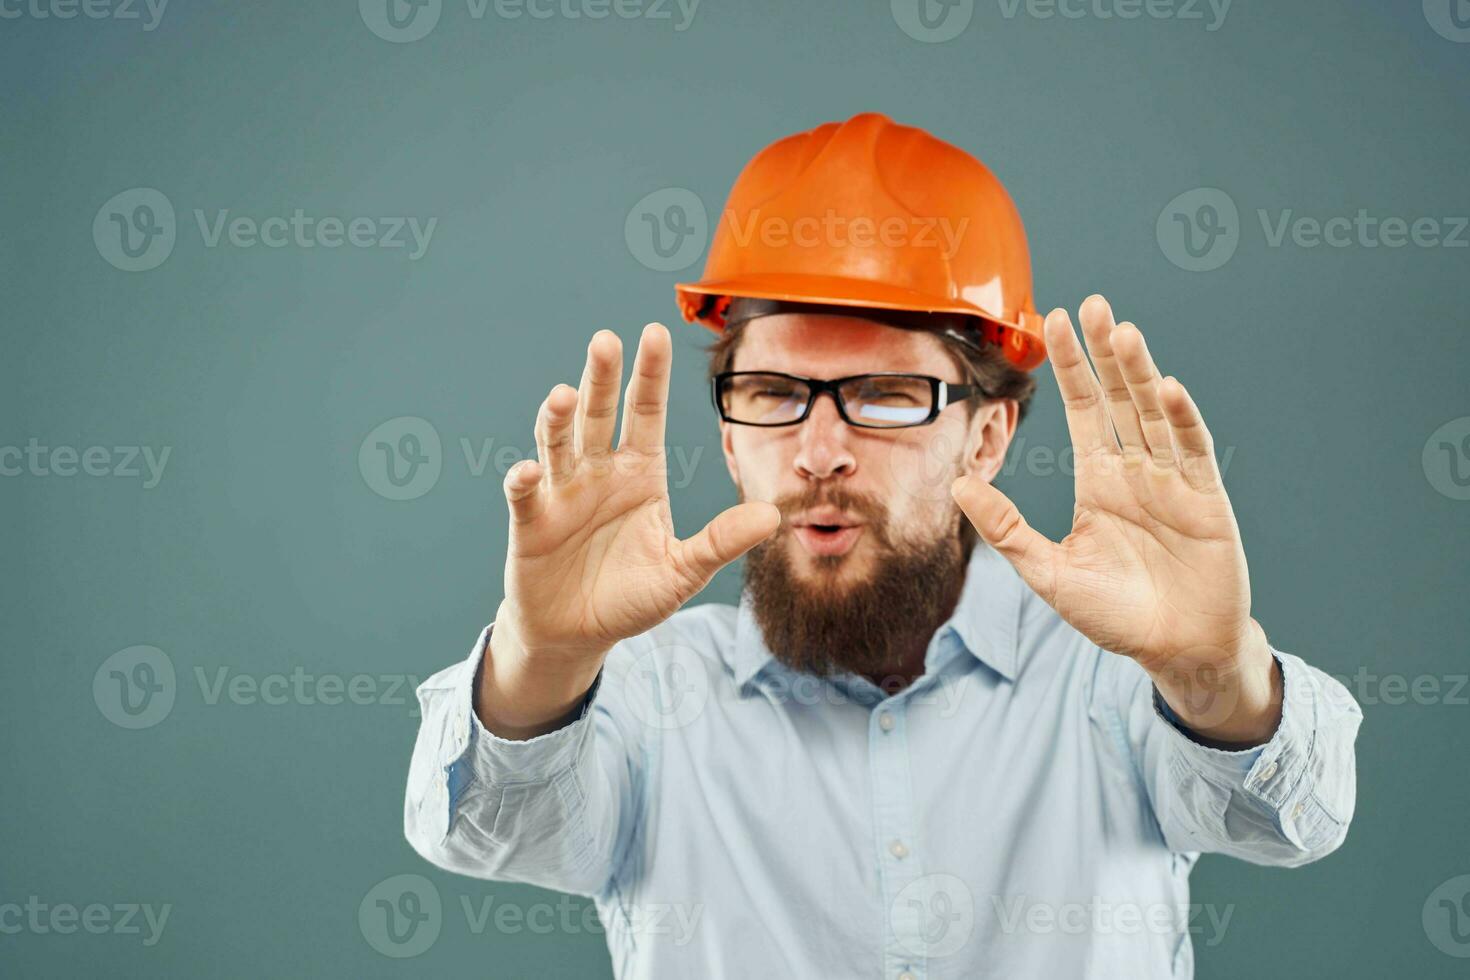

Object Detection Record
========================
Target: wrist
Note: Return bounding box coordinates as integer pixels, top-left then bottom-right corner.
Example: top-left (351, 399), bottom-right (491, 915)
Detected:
top-left (1152, 620), bottom-right (1283, 748)
top-left (475, 613), bottom-right (606, 740)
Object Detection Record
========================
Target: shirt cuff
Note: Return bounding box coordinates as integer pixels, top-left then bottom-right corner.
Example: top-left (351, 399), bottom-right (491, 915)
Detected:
top-left (455, 624), bottom-right (604, 789)
top-left (1146, 655), bottom-right (1287, 775)
top-left (1155, 650), bottom-right (1317, 802)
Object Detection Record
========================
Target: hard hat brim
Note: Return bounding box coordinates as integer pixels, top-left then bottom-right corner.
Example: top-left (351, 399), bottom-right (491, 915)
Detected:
top-left (675, 273), bottom-right (1046, 370)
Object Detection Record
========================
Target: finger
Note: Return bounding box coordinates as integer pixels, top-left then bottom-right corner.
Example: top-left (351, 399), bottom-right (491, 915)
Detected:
top-left (575, 330), bottom-right (623, 458)
top-left (672, 501), bottom-right (781, 596)
top-left (618, 323), bottom-right (672, 453)
top-left (1078, 295), bottom-right (1146, 453)
top-left (1111, 323), bottom-right (1175, 465)
top-left (1044, 308), bottom-right (1117, 457)
top-left (1159, 376), bottom-right (1222, 491)
top-left (504, 458), bottom-right (545, 525)
top-left (951, 475), bottom-right (1059, 605)
top-left (536, 384), bottom-right (578, 483)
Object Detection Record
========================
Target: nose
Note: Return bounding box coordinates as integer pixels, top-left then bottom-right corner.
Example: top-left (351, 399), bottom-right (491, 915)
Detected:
top-left (792, 391), bottom-right (857, 481)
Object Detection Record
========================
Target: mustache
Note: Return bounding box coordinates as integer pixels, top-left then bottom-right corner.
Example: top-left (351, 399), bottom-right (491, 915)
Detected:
top-left (769, 484), bottom-right (892, 544)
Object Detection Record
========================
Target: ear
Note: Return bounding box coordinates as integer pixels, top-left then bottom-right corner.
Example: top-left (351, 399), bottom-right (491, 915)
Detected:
top-left (719, 419), bottom-right (741, 490)
top-left (962, 399), bottom-right (1020, 484)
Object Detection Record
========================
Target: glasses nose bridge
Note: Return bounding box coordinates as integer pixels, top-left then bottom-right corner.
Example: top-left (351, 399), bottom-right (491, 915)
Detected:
top-left (805, 377), bottom-right (850, 423)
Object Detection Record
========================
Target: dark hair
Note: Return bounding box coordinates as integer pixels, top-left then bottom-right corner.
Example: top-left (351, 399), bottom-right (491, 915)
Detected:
top-left (704, 316), bottom-right (1037, 423)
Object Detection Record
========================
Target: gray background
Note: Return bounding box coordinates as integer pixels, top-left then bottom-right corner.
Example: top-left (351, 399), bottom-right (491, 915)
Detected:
top-left (3, 0), bottom-right (1468, 976)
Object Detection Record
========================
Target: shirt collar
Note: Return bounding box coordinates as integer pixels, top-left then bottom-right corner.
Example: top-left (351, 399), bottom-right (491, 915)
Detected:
top-left (944, 542), bottom-right (1024, 681)
top-left (727, 542), bottom-right (1026, 692)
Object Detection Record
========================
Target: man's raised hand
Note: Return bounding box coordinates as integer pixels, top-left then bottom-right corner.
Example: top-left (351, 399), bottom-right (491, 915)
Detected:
top-left (952, 296), bottom-right (1279, 744)
top-left (481, 324), bottom-right (779, 737)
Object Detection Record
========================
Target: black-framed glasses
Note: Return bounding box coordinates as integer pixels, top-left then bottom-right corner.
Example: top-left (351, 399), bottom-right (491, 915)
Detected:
top-left (712, 371), bottom-right (988, 429)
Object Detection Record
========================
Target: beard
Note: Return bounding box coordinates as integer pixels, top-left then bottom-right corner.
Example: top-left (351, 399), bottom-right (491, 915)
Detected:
top-left (741, 483), bottom-right (972, 682)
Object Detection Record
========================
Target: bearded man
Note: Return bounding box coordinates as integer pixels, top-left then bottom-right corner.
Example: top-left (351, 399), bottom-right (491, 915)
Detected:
top-left (404, 113), bottom-right (1361, 979)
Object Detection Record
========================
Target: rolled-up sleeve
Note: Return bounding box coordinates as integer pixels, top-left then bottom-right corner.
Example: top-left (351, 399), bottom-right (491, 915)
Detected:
top-left (404, 626), bottom-right (644, 897)
top-left (1114, 647), bottom-right (1363, 867)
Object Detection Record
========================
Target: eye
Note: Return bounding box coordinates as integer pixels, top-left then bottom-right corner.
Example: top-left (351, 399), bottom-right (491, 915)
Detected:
top-left (852, 378), bottom-right (926, 404)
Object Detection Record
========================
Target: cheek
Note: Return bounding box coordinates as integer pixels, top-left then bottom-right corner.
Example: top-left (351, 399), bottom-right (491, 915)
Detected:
top-left (728, 431), bottom-right (790, 498)
top-left (858, 426), bottom-right (967, 509)
top-left (884, 489), bottom-right (961, 541)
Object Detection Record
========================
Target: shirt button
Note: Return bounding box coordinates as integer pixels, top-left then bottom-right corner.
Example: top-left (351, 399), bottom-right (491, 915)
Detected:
top-left (878, 711), bottom-right (895, 733)
top-left (889, 839), bottom-right (909, 860)
top-left (898, 972), bottom-right (917, 980)
top-left (1259, 761), bottom-right (1278, 781)
top-left (1292, 801), bottom-right (1306, 820)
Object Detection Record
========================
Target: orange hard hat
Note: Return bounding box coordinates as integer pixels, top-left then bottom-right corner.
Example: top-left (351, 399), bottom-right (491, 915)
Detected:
top-left (676, 112), bottom-right (1047, 370)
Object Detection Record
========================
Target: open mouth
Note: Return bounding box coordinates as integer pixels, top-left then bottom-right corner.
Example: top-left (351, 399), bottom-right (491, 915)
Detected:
top-left (791, 520), bottom-right (864, 557)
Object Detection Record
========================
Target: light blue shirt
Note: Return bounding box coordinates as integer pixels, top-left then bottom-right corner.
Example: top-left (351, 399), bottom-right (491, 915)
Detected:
top-left (405, 544), bottom-right (1362, 978)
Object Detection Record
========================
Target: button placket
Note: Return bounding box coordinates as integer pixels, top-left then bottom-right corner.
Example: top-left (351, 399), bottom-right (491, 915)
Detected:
top-left (871, 698), bottom-right (925, 980)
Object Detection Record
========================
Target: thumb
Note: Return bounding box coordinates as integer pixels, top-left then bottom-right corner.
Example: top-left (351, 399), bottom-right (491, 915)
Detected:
top-left (674, 501), bottom-right (781, 595)
top-left (952, 474), bottom-right (1058, 603)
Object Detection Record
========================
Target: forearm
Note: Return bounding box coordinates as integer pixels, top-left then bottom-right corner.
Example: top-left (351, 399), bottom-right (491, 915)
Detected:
top-left (405, 628), bottom-right (631, 896)
top-left (1123, 644), bottom-right (1363, 867)
top-left (475, 606), bottom-right (606, 741)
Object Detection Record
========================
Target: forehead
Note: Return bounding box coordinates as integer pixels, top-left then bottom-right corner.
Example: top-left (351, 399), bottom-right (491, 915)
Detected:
top-left (730, 313), bottom-right (956, 378)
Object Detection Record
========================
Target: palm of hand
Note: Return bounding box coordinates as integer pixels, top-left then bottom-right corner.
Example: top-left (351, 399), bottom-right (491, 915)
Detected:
top-left (510, 450), bottom-right (687, 654)
top-left (500, 325), bottom-right (778, 663)
top-left (956, 296), bottom-right (1253, 674)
